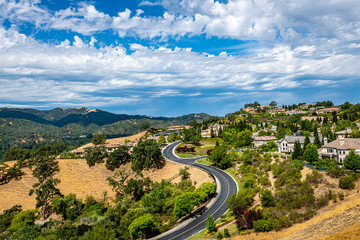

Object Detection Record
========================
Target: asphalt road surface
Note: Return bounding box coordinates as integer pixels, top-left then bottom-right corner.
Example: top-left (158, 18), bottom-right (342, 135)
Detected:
top-left (156, 141), bottom-right (238, 240)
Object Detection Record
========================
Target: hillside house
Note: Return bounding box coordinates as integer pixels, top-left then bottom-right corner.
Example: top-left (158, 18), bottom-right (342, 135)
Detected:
top-left (252, 136), bottom-right (278, 148)
top-left (318, 138), bottom-right (360, 163)
top-left (201, 124), bottom-right (222, 138)
top-left (315, 108), bottom-right (340, 115)
top-left (335, 128), bottom-right (352, 139)
top-left (166, 125), bottom-right (190, 131)
top-left (277, 136), bottom-right (324, 153)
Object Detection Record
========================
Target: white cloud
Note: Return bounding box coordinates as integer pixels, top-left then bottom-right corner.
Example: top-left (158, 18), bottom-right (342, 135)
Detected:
top-left (0, 26), bottom-right (359, 109)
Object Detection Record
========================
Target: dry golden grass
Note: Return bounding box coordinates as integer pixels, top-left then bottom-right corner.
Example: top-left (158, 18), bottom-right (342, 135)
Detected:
top-left (75, 131), bottom-right (146, 151)
top-left (0, 159), bottom-right (212, 213)
top-left (319, 221), bottom-right (360, 240)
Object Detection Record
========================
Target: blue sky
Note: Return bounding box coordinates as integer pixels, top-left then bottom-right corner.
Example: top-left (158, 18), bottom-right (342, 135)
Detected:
top-left (1, 0), bottom-right (360, 117)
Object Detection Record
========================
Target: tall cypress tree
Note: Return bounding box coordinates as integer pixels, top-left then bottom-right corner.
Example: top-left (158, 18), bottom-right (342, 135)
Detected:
top-left (314, 131), bottom-right (322, 148)
top-left (303, 136), bottom-right (310, 152)
top-left (292, 140), bottom-right (302, 160)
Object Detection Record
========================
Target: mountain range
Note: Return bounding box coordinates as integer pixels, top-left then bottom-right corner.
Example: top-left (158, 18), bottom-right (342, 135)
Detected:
top-left (0, 107), bottom-right (211, 158)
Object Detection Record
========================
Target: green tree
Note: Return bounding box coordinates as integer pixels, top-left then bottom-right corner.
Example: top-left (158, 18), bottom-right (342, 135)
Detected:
top-left (292, 140), bottom-right (302, 159)
top-left (0, 205), bottom-right (22, 234)
top-left (179, 166), bottom-right (190, 182)
top-left (131, 139), bottom-right (164, 172)
top-left (91, 134), bottom-right (106, 146)
top-left (196, 182), bottom-right (216, 202)
top-left (29, 154), bottom-right (61, 219)
top-left (303, 144), bottom-right (319, 164)
top-left (344, 150), bottom-right (360, 171)
top-left (269, 101), bottom-right (277, 107)
top-left (210, 128), bottom-right (215, 138)
top-left (314, 130), bottom-right (322, 148)
top-left (260, 189), bottom-right (275, 207)
top-left (173, 192), bottom-right (201, 217)
top-left (83, 223), bottom-right (118, 240)
top-left (124, 177), bottom-right (152, 200)
top-left (303, 136), bottom-right (310, 152)
top-left (183, 128), bottom-right (201, 144)
top-left (85, 146), bottom-right (108, 167)
top-left (206, 215), bottom-right (216, 233)
top-left (339, 176), bottom-right (355, 189)
top-left (158, 134), bottom-right (166, 144)
top-left (106, 146), bottom-right (130, 171)
top-left (51, 194), bottom-right (83, 221)
top-left (253, 219), bottom-right (272, 232)
top-left (9, 210), bottom-right (37, 232)
top-left (2, 147), bottom-right (30, 162)
top-left (128, 214), bottom-right (158, 239)
top-left (167, 133), bottom-right (175, 143)
top-left (107, 169), bottom-right (130, 196)
top-left (208, 145), bottom-right (232, 169)
top-left (139, 121), bottom-right (151, 131)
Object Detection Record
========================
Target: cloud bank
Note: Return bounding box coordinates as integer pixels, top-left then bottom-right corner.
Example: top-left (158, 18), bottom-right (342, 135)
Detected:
top-left (0, 0), bottom-right (360, 115)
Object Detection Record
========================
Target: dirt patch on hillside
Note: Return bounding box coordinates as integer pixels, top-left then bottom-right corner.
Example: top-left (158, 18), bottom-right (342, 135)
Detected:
top-left (0, 159), bottom-right (212, 213)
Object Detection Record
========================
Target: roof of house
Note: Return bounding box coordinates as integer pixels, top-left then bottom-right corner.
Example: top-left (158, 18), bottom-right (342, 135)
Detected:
top-left (335, 128), bottom-right (352, 135)
top-left (316, 107), bottom-right (340, 112)
top-left (253, 136), bottom-right (278, 141)
top-left (321, 138), bottom-right (360, 150)
top-left (280, 136), bottom-right (315, 144)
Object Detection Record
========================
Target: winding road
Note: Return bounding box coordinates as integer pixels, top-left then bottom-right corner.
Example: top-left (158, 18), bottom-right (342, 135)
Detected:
top-left (155, 141), bottom-right (238, 240)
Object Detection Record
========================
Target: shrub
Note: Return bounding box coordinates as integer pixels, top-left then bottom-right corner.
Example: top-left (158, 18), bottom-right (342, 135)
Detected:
top-left (0, 205), bottom-right (22, 234)
top-left (223, 228), bottom-right (230, 238)
top-left (339, 176), bottom-right (355, 189)
top-left (338, 192), bottom-right (345, 200)
top-left (293, 160), bottom-right (304, 170)
top-left (260, 189), bottom-right (275, 207)
top-left (327, 164), bottom-right (346, 178)
top-left (128, 214), bottom-right (158, 239)
top-left (253, 219), bottom-right (272, 232)
top-left (172, 192), bottom-right (201, 218)
top-left (9, 210), bottom-right (37, 231)
top-left (206, 215), bottom-right (216, 233)
top-left (217, 232), bottom-right (223, 239)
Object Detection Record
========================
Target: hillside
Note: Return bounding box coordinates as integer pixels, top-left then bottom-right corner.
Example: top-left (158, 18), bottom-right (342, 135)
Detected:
top-left (0, 159), bottom-right (212, 213)
top-left (0, 107), bottom-right (211, 159)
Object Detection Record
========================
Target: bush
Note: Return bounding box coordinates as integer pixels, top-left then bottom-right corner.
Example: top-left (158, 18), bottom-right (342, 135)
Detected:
top-left (339, 176), bottom-right (355, 189)
top-left (293, 160), bottom-right (304, 171)
top-left (0, 205), bottom-right (22, 234)
top-left (338, 192), bottom-right (345, 200)
top-left (128, 214), bottom-right (158, 239)
top-left (9, 210), bottom-right (37, 231)
top-left (260, 189), bottom-right (275, 207)
top-left (217, 232), bottom-right (223, 239)
top-left (253, 219), bottom-right (272, 232)
top-left (172, 192), bottom-right (201, 218)
top-left (223, 228), bottom-right (230, 238)
top-left (206, 215), bottom-right (216, 233)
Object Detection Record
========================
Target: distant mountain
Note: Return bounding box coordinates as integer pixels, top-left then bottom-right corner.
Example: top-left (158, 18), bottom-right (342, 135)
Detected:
top-left (0, 107), bottom-right (211, 158)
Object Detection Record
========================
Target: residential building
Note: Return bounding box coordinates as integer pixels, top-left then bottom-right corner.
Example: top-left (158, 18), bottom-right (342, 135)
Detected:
top-left (315, 108), bottom-right (340, 115)
top-left (252, 136), bottom-right (277, 148)
top-left (277, 136), bottom-right (321, 153)
top-left (201, 124), bottom-right (222, 138)
top-left (166, 125), bottom-right (190, 131)
top-left (318, 138), bottom-right (360, 163)
top-left (335, 128), bottom-right (352, 139)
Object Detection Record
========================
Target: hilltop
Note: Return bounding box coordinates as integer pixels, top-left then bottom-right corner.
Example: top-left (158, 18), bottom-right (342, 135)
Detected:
top-left (0, 107), bottom-right (211, 159)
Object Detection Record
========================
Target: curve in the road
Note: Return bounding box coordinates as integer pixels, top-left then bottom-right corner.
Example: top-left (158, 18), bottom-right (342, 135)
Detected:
top-left (155, 141), bottom-right (238, 240)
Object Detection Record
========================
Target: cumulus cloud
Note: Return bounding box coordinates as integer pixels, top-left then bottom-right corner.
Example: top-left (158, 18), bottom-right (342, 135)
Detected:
top-left (1, 0), bottom-right (360, 44)
top-left (0, 26), bottom-right (359, 110)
